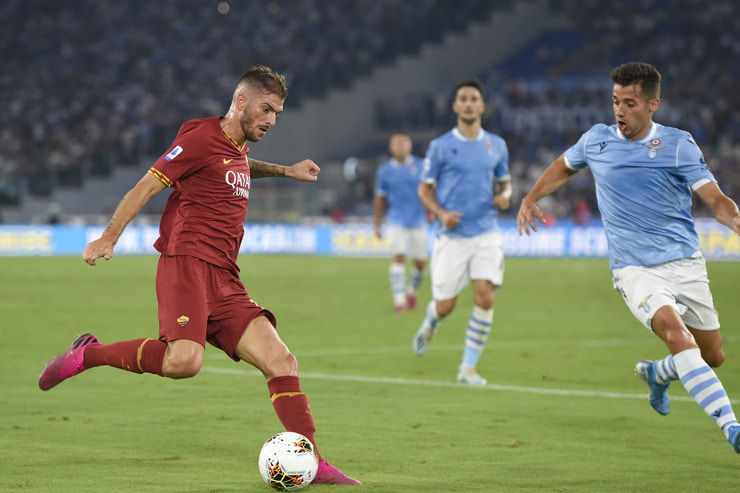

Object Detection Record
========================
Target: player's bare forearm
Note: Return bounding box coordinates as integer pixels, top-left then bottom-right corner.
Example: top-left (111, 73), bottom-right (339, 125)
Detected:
top-left (418, 182), bottom-right (439, 215)
top-left (493, 196), bottom-right (511, 210)
top-left (517, 156), bottom-right (575, 235)
top-left (711, 195), bottom-right (740, 235)
top-left (104, 173), bottom-right (165, 241)
top-left (696, 182), bottom-right (740, 235)
top-left (523, 155), bottom-right (575, 203)
top-left (493, 181), bottom-right (512, 210)
top-left (83, 173), bottom-right (165, 265)
top-left (248, 158), bottom-right (286, 178)
top-left (248, 158), bottom-right (320, 182)
top-left (419, 181), bottom-right (461, 229)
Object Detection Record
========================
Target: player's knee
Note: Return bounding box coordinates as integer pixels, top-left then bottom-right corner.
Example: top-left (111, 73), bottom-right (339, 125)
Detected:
top-left (436, 299), bottom-right (456, 317)
top-left (262, 351), bottom-right (298, 379)
top-left (472, 282), bottom-right (496, 310)
top-left (701, 348), bottom-right (725, 368)
top-left (436, 306), bottom-right (453, 318)
top-left (276, 351), bottom-right (299, 376)
top-left (163, 352), bottom-right (203, 379)
top-left (473, 297), bottom-right (493, 311)
top-left (660, 329), bottom-right (694, 350)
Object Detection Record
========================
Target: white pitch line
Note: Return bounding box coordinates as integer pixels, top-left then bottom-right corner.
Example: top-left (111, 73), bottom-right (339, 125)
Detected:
top-left (201, 365), bottom-right (733, 404)
top-left (291, 338), bottom-right (643, 357)
top-left (205, 338), bottom-right (648, 359)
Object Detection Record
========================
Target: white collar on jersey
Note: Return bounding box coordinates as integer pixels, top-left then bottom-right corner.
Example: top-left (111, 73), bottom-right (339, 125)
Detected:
top-left (452, 127), bottom-right (485, 142)
top-left (616, 121), bottom-right (657, 143)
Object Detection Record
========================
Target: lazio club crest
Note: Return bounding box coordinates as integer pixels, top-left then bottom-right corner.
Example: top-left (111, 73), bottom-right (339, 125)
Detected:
top-left (485, 138), bottom-right (494, 155)
top-left (644, 139), bottom-right (664, 159)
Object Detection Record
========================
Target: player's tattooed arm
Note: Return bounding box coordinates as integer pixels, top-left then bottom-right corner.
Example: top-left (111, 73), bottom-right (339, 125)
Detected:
top-left (248, 158), bottom-right (320, 182)
top-left (247, 158), bottom-right (286, 178)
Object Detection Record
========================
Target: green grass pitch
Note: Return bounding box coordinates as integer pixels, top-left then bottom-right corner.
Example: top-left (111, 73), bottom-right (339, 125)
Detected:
top-left (1, 255), bottom-right (739, 492)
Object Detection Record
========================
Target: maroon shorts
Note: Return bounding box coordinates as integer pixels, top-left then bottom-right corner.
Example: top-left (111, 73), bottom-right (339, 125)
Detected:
top-left (156, 255), bottom-right (276, 361)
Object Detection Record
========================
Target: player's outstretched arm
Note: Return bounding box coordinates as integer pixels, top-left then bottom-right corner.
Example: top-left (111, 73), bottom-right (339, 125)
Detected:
top-left (517, 197), bottom-right (545, 236)
top-left (516, 155), bottom-right (576, 236)
top-left (248, 158), bottom-right (320, 181)
top-left (696, 182), bottom-right (740, 235)
top-left (83, 173), bottom-right (166, 266)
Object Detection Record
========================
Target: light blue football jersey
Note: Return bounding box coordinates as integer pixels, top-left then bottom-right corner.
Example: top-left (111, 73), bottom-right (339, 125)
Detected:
top-left (422, 128), bottom-right (511, 238)
top-left (374, 155), bottom-right (427, 228)
top-left (564, 122), bottom-right (716, 272)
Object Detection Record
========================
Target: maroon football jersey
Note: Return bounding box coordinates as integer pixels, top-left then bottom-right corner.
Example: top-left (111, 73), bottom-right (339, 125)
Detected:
top-left (149, 116), bottom-right (250, 275)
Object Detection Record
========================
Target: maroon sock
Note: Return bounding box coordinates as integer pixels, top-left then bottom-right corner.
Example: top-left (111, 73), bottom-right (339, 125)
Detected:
top-left (268, 375), bottom-right (322, 461)
top-left (83, 338), bottom-right (167, 376)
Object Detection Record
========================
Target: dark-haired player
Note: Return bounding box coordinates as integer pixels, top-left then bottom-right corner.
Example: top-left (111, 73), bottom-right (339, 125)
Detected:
top-left (413, 79), bottom-right (512, 385)
top-left (517, 61), bottom-right (740, 453)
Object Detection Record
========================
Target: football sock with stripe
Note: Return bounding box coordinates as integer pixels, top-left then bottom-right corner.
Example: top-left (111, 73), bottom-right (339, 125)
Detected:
top-left (409, 267), bottom-right (424, 295)
top-left (83, 338), bottom-right (167, 375)
top-left (652, 354), bottom-right (678, 384)
top-left (461, 306), bottom-right (493, 368)
top-left (422, 300), bottom-right (445, 332)
top-left (674, 348), bottom-right (739, 436)
top-left (389, 262), bottom-right (406, 307)
top-left (268, 375), bottom-right (322, 461)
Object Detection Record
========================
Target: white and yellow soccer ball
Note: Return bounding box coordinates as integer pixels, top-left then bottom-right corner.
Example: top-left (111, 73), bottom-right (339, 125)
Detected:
top-left (257, 432), bottom-right (319, 491)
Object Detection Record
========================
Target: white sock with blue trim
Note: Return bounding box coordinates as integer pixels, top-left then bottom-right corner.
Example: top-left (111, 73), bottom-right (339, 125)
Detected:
top-left (674, 348), bottom-right (739, 436)
top-left (409, 267), bottom-right (424, 295)
top-left (419, 300), bottom-right (445, 333)
top-left (652, 355), bottom-right (678, 384)
top-left (461, 306), bottom-right (493, 368)
top-left (389, 262), bottom-right (406, 307)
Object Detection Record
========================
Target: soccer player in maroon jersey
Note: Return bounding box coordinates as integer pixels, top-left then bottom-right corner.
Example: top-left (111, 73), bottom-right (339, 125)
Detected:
top-left (39, 65), bottom-right (361, 485)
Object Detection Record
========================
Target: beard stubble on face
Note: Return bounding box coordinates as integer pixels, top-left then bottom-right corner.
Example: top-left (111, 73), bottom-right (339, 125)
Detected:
top-left (240, 112), bottom-right (260, 143)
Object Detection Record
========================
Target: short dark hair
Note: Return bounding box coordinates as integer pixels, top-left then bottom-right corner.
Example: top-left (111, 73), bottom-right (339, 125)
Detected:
top-left (237, 65), bottom-right (288, 100)
top-left (455, 79), bottom-right (485, 100)
top-left (611, 62), bottom-right (661, 100)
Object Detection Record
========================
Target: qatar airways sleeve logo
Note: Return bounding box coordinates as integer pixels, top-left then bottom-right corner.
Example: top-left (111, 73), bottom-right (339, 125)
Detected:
top-left (225, 170), bottom-right (250, 199)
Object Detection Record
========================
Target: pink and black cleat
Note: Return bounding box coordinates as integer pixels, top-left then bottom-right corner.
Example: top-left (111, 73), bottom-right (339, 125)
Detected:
top-left (39, 333), bottom-right (99, 391)
top-left (313, 461), bottom-right (362, 485)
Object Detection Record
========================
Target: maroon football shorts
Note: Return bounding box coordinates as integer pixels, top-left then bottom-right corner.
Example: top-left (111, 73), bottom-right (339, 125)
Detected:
top-left (156, 255), bottom-right (276, 361)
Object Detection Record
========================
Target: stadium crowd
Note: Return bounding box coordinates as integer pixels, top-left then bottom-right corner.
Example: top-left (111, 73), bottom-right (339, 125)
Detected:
top-left (2, 0), bottom-right (738, 222)
top-left (0, 0), bottom-right (494, 207)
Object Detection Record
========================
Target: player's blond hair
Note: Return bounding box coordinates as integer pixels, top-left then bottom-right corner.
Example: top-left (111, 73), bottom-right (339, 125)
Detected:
top-left (236, 65), bottom-right (288, 100)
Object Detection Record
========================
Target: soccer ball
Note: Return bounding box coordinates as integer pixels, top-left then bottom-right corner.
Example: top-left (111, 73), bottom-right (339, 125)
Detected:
top-left (257, 432), bottom-right (319, 491)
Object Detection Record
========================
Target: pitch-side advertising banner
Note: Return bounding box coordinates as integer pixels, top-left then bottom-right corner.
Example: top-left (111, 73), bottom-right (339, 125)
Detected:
top-left (0, 219), bottom-right (737, 260)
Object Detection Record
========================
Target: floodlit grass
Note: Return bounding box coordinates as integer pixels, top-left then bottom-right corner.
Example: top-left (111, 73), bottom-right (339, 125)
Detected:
top-left (1, 255), bottom-right (739, 492)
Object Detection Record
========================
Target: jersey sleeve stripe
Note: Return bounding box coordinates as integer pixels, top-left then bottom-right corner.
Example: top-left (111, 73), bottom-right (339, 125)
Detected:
top-left (148, 167), bottom-right (173, 187)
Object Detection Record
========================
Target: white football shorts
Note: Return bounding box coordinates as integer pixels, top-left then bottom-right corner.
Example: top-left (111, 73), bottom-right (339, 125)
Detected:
top-left (386, 225), bottom-right (429, 260)
top-left (611, 257), bottom-right (720, 332)
top-left (430, 232), bottom-right (504, 301)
